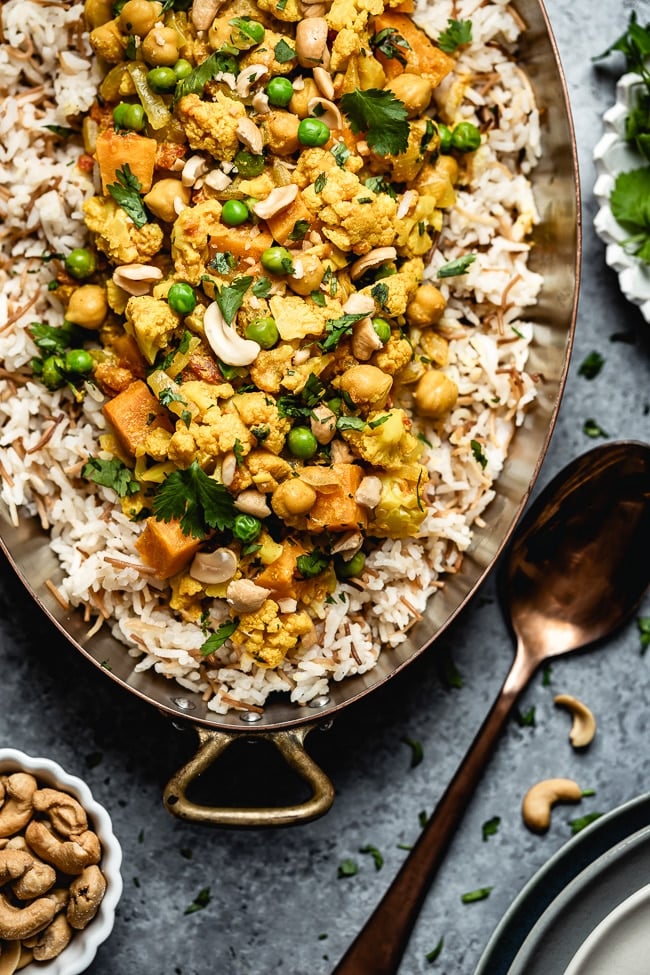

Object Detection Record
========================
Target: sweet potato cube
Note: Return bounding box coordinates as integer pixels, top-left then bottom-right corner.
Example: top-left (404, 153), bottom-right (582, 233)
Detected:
top-left (136, 517), bottom-right (202, 579)
top-left (264, 194), bottom-right (313, 246)
top-left (309, 464), bottom-right (368, 533)
top-left (255, 541), bottom-right (306, 596)
top-left (370, 13), bottom-right (454, 84)
top-left (102, 380), bottom-right (172, 457)
top-left (95, 129), bottom-right (157, 193)
top-left (208, 223), bottom-right (274, 262)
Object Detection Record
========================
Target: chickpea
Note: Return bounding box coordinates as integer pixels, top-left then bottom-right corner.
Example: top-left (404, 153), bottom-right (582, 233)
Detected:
top-left (433, 153), bottom-right (459, 185)
top-left (83, 0), bottom-right (113, 29)
top-left (141, 26), bottom-right (179, 66)
top-left (386, 74), bottom-right (433, 119)
top-left (143, 178), bottom-right (191, 222)
top-left (413, 370), bottom-right (458, 418)
top-left (262, 110), bottom-right (301, 156)
top-left (119, 0), bottom-right (163, 37)
top-left (405, 283), bottom-right (446, 328)
top-left (88, 20), bottom-right (127, 64)
top-left (288, 78), bottom-right (320, 119)
top-left (271, 479), bottom-right (317, 520)
top-left (338, 365), bottom-right (392, 411)
top-left (288, 254), bottom-right (325, 296)
top-left (65, 285), bottom-right (108, 330)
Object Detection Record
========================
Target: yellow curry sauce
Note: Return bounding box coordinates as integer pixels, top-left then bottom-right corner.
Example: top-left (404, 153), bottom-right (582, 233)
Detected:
top-left (56, 0), bottom-right (473, 667)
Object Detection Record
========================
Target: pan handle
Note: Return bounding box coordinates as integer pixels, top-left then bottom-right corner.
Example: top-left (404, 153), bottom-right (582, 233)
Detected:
top-left (163, 723), bottom-right (335, 827)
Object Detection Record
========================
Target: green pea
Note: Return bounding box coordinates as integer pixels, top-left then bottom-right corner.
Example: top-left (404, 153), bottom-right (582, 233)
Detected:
top-left (326, 397), bottom-right (342, 416)
top-left (229, 17), bottom-right (265, 50)
top-left (437, 123), bottom-right (453, 153)
top-left (233, 514), bottom-right (262, 544)
top-left (167, 282), bottom-right (197, 314)
top-left (124, 103), bottom-right (146, 131)
top-left (234, 150), bottom-right (265, 177)
top-left (335, 551), bottom-right (366, 579)
top-left (287, 426), bottom-right (318, 460)
top-left (147, 67), bottom-right (177, 93)
top-left (266, 76), bottom-right (293, 108)
top-left (245, 317), bottom-right (279, 349)
top-left (173, 58), bottom-right (193, 80)
top-left (221, 199), bottom-right (250, 227)
top-left (450, 121), bottom-right (481, 152)
top-left (372, 318), bottom-right (391, 343)
top-left (64, 349), bottom-right (94, 375)
top-left (65, 248), bottom-right (96, 280)
top-left (260, 246), bottom-right (294, 276)
top-left (41, 355), bottom-right (65, 390)
top-left (297, 117), bottom-right (330, 148)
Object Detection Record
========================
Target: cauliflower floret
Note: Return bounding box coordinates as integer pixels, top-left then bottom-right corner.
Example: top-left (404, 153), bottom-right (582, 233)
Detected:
top-left (255, 0), bottom-right (301, 21)
top-left (382, 119), bottom-right (438, 184)
top-left (302, 168), bottom-right (398, 254)
top-left (143, 426), bottom-right (173, 461)
top-left (230, 599), bottom-right (313, 668)
top-left (330, 27), bottom-right (362, 72)
top-left (181, 380), bottom-right (234, 420)
top-left (239, 29), bottom-right (298, 73)
top-left (249, 344), bottom-right (294, 393)
top-left (395, 194), bottom-right (444, 258)
top-left (171, 199), bottom-right (223, 285)
top-left (176, 92), bottom-right (246, 161)
top-left (342, 409), bottom-right (422, 469)
top-left (280, 353), bottom-right (334, 394)
top-left (371, 336), bottom-right (413, 376)
top-left (167, 425), bottom-right (196, 468)
top-left (229, 392), bottom-right (291, 454)
top-left (83, 197), bottom-right (163, 265)
top-left (196, 412), bottom-right (253, 457)
top-left (268, 294), bottom-right (339, 341)
top-left (124, 295), bottom-right (181, 365)
top-left (361, 257), bottom-right (423, 316)
top-left (370, 464), bottom-right (429, 538)
top-left (326, 0), bottom-right (385, 33)
top-left (170, 573), bottom-right (205, 622)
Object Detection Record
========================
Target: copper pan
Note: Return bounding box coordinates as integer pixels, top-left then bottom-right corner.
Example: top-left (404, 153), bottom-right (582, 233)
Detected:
top-left (0, 0), bottom-right (580, 827)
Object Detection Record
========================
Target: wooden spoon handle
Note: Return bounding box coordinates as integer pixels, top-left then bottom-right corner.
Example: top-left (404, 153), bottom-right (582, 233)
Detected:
top-left (332, 656), bottom-right (531, 975)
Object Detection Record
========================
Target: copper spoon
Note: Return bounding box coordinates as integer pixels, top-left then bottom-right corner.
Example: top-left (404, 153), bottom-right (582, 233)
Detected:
top-left (332, 440), bottom-right (650, 975)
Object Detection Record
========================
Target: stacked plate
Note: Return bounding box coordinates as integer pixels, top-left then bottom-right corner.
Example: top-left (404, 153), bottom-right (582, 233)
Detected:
top-left (474, 794), bottom-right (650, 974)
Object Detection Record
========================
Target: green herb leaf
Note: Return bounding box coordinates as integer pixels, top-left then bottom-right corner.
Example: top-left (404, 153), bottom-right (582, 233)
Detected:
top-left (515, 705), bottom-right (536, 727)
top-left (209, 251), bottom-right (238, 274)
top-left (252, 276), bottom-right (272, 298)
top-left (274, 38), bottom-right (296, 63)
top-left (437, 254), bottom-right (476, 278)
top-left (331, 142), bottom-right (351, 167)
top-left (337, 858), bottom-right (358, 878)
top-left (314, 172), bottom-right (328, 193)
top-left (578, 351), bottom-right (605, 379)
top-left (336, 415), bottom-right (366, 432)
top-left (310, 290), bottom-right (326, 307)
top-left (440, 654), bottom-right (463, 689)
top-left (370, 27), bottom-right (412, 67)
top-left (364, 175), bottom-right (397, 198)
top-left (583, 417), bottom-right (609, 438)
top-left (482, 816), bottom-right (501, 842)
top-left (153, 460), bottom-right (236, 538)
top-left (425, 938), bottom-right (444, 963)
top-left (438, 18), bottom-right (473, 53)
top-left (359, 844), bottom-right (384, 870)
top-left (184, 887), bottom-right (211, 914)
top-left (28, 321), bottom-right (75, 355)
top-left (340, 88), bottom-right (409, 157)
top-left (401, 735), bottom-right (423, 768)
top-left (288, 219), bottom-right (310, 241)
top-left (319, 311), bottom-right (367, 352)
top-left (296, 550), bottom-right (329, 578)
top-left (82, 457), bottom-right (140, 498)
top-left (215, 275), bottom-right (253, 325)
top-left (44, 124), bottom-right (78, 138)
top-left (637, 615), bottom-right (650, 654)
top-left (470, 439), bottom-right (488, 468)
top-left (371, 281), bottom-right (390, 309)
top-left (200, 618), bottom-right (239, 655)
top-left (174, 52), bottom-right (238, 101)
top-left (568, 812), bottom-right (602, 835)
top-left (542, 662), bottom-right (553, 686)
top-left (107, 164), bottom-right (148, 228)
top-left (461, 887), bottom-right (493, 904)
top-left (610, 167), bottom-right (650, 260)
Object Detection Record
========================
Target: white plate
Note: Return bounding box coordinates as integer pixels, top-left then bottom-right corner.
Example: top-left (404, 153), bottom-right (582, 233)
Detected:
top-left (593, 72), bottom-right (650, 322)
top-left (564, 884), bottom-right (650, 975)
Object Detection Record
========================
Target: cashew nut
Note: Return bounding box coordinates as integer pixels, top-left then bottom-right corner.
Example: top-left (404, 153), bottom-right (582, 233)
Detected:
top-left (25, 821), bottom-right (100, 875)
top-left (0, 776), bottom-right (37, 839)
top-left (30, 914), bottom-right (73, 962)
top-left (0, 893), bottom-right (56, 942)
top-left (306, 97), bottom-right (342, 130)
top-left (521, 778), bottom-right (583, 833)
top-left (234, 489), bottom-right (271, 518)
top-left (190, 0), bottom-right (225, 31)
top-left (181, 154), bottom-right (208, 188)
top-left (189, 547), bottom-right (238, 585)
top-left (112, 264), bottom-right (164, 297)
top-left (313, 66), bottom-right (334, 100)
top-left (330, 531), bottom-right (363, 558)
top-left (309, 404), bottom-right (337, 445)
top-left (252, 184), bottom-right (298, 220)
top-left (226, 579), bottom-right (271, 613)
top-left (554, 694), bottom-right (596, 748)
top-left (67, 866), bottom-right (107, 931)
top-left (33, 788), bottom-right (89, 837)
top-left (355, 475), bottom-right (383, 509)
top-left (236, 117), bottom-right (263, 155)
top-left (352, 316), bottom-right (383, 360)
top-left (350, 247), bottom-right (397, 280)
top-left (0, 852), bottom-right (31, 887)
top-left (295, 17), bottom-right (328, 68)
top-left (236, 64), bottom-right (267, 98)
top-left (221, 450), bottom-right (237, 487)
top-left (0, 940), bottom-right (20, 975)
top-left (342, 292), bottom-right (375, 316)
top-left (12, 858), bottom-right (56, 901)
top-left (203, 301), bottom-right (261, 367)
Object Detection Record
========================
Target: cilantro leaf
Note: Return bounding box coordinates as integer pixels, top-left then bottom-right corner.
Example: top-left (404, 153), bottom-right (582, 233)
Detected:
top-left (426, 938), bottom-right (444, 963)
top-left (515, 705), bottom-right (536, 727)
top-left (470, 439), bottom-right (487, 468)
top-left (296, 550), bottom-right (329, 578)
top-left (578, 351), bottom-right (605, 379)
top-left (482, 815), bottom-right (501, 841)
top-left (200, 618), bottom-right (240, 655)
top-left (215, 275), bottom-right (253, 325)
top-left (359, 844), bottom-right (384, 870)
top-left (337, 859), bottom-right (358, 878)
top-left (82, 457), bottom-right (139, 498)
top-left (184, 887), bottom-right (211, 914)
top-left (568, 812), bottom-right (602, 835)
top-left (174, 52), bottom-right (238, 101)
top-left (438, 18), bottom-right (473, 53)
top-left (252, 277), bottom-right (272, 299)
top-left (288, 219), bottom-right (310, 241)
top-left (319, 311), bottom-right (367, 352)
top-left (274, 38), bottom-right (296, 63)
top-left (437, 254), bottom-right (476, 277)
top-left (583, 417), bottom-right (609, 439)
top-left (107, 164), bottom-right (148, 228)
top-left (638, 615), bottom-right (650, 654)
top-left (44, 124), bottom-right (78, 138)
top-left (340, 88), bottom-right (409, 157)
top-left (336, 415), bottom-right (366, 432)
top-left (370, 27), bottom-right (411, 67)
top-left (152, 461), bottom-right (236, 538)
top-left (209, 251), bottom-right (238, 274)
top-left (28, 321), bottom-right (76, 355)
top-left (610, 167), bottom-right (650, 260)
top-left (401, 735), bottom-right (423, 768)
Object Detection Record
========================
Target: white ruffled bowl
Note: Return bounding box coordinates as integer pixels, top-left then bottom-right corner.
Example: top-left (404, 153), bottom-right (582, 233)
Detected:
top-left (0, 748), bottom-right (123, 975)
top-left (593, 72), bottom-right (650, 322)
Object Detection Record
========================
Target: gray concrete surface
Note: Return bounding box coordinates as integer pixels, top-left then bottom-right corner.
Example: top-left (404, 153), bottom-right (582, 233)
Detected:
top-left (2, 1), bottom-right (650, 972)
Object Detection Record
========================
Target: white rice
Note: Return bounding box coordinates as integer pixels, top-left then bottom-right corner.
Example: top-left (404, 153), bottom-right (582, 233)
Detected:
top-left (0, 0), bottom-right (543, 715)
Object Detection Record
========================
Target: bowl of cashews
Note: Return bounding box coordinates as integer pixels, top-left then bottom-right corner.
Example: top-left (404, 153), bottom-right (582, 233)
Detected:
top-left (0, 748), bottom-right (122, 974)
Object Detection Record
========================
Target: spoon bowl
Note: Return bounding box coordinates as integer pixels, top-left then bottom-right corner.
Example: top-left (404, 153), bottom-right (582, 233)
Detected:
top-left (333, 440), bottom-right (650, 975)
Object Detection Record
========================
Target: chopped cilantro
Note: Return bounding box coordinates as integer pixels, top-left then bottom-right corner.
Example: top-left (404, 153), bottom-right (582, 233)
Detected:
top-left (184, 887), bottom-right (211, 914)
top-left (583, 417), bottom-right (609, 438)
top-left (310, 290), bottom-right (326, 307)
top-left (364, 175), bottom-right (398, 198)
top-left (158, 386), bottom-right (188, 410)
top-left (302, 372), bottom-right (326, 406)
top-left (470, 439), bottom-right (488, 468)
top-left (297, 550), bottom-right (329, 578)
top-left (610, 167), bottom-right (650, 261)
top-left (482, 816), bottom-right (501, 842)
top-left (209, 251), bottom-right (238, 274)
top-left (542, 663), bottom-right (553, 685)
top-left (274, 38), bottom-right (296, 63)
top-left (28, 320), bottom-right (76, 355)
top-left (371, 281), bottom-right (390, 309)
top-left (440, 654), bottom-right (463, 689)
top-left (44, 124), bottom-right (78, 138)
top-left (251, 424), bottom-right (270, 442)
top-left (337, 859), bottom-right (358, 878)
top-left (314, 172), bottom-right (328, 193)
top-left (368, 414), bottom-right (390, 429)
top-left (461, 887), bottom-right (492, 903)
top-left (319, 311), bottom-right (367, 352)
top-left (438, 18), bottom-right (473, 53)
top-left (437, 254), bottom-right (476, 278)
top-left (359, 845), bottom-right (384, 870)
top-left (637, 616), bottom-right (650, 654)
top-left (82, 457), bottom-right (139, 498)
top-left (288, 218), bottom-right (310, 241)
top-left (370, 27), bottom-right (411, 66)
top-left (401, 735), bottom-right (423, 768)
top-left (252, 276), bottom-right (272, 298)
top-left (200, 618), bottom-right (239, 655)
top-left (426, 938), bottom-right (444, 963)
top-left (174, 52), bottom-right (238, 101)
top-left (340, 88), bottom-right (409, 157)
top-left (515, 705), bottom-right (536, 727)
top-left (331, 142), bottom-right (351, 167)
top-left (594, 13), bottom-right (650, 160)
top-left (336, 415), bottom-right (366, 432)
top-left (578, 350), bottom-right (605, 378)
top-left (107, 164), bottom-right (148, 228)
top-left (152, 460), bottom-right (236, 538)
top-left (418, 809), bottom-right (429, 828)
top-left (568, 812), bottom-right (602, 834)
top-left (215, 275), bottom-right (253, 325)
